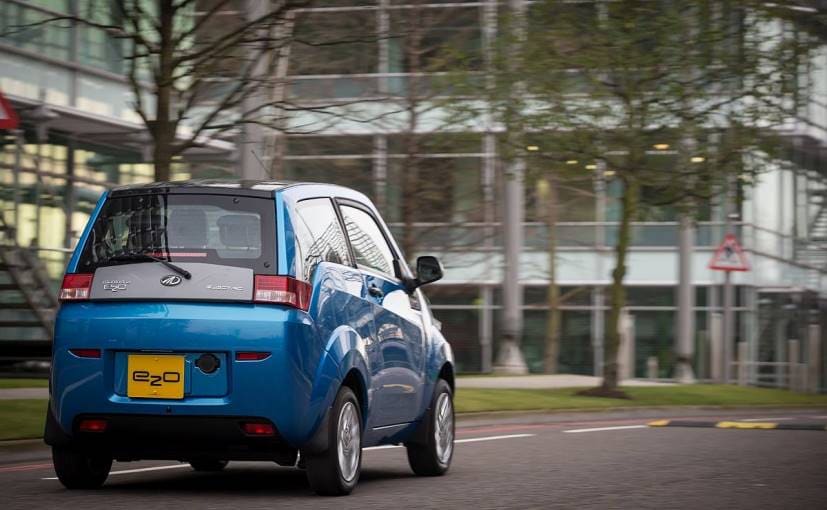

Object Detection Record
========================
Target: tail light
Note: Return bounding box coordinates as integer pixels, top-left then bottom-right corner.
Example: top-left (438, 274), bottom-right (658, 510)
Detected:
top-left (253, 275), bottom-right (311, 311)
top-left (69, 348), bottom-right (102, 359)
top-left (78, 418), bottom-right (108, 433)
top-left (59, 274), bottom-right (93, 301)
top-left (242, 422), bottom-right (275, 436)
top-left (236, 351), bottom-right (271, 361)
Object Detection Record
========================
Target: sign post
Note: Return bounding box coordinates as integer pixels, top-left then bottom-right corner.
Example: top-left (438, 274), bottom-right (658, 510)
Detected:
top-left (709, 233), bottom-right (750, 383)
top-left (0, 90), bottom-right (19, 130)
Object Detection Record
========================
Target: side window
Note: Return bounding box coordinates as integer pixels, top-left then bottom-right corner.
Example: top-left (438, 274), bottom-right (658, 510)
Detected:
top-left (293, 198), bottom-right (352, 281)
top-left (340, 205), bottom-right (396, 277)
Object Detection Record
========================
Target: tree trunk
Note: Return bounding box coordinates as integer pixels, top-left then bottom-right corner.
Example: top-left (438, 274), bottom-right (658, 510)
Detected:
top-left (400, 6), bottom-right (423, 263)
top-left (152, 0), bottom-right (176, 182)
top-left (603, 175), bottom-right (639, 392)
top-left (152, 131), bottom-right (173, 182)
top-left (543, 175), bottom-right (561, 374)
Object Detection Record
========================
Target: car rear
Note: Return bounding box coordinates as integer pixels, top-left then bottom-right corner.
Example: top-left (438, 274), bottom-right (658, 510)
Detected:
top-left (47, 186), bottom-right (320, 468)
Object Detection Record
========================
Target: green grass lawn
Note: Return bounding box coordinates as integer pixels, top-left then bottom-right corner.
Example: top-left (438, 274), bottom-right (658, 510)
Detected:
top-left (0, 399), bottom-right (46, 441)
top-left (1, 385), bottom-right (826, 442)
top-left (0, 379), bottom-right (49, 389)
top-left (455, 385), bottom-right (827, 413)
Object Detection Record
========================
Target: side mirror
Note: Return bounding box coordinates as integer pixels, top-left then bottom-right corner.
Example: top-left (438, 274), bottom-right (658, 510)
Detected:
top-left (415, 255), bottom-right (443, 287)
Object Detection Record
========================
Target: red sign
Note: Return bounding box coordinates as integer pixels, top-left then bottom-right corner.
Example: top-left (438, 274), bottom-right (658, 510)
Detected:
top-left (709, 233), bottom-right (750, 272)
top-left (0, 90), bottom-right (19, 130)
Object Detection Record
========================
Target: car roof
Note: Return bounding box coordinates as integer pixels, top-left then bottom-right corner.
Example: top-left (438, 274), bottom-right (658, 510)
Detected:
top-left (108, 179), bottom-right (370, 203)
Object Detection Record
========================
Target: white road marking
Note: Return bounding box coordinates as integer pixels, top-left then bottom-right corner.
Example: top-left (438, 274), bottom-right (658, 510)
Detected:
top-left (41, 433), bottom-right (537, 480)
top-left (42, 464), bottom-right (189, 480)
top-left (741, 417), bottom-right (792, 422)
top-left (366, 433), bottom-right (536, 451)
top-left (455, 433), bottom-right (535, 443)
top-left (563, 424), bottom-right (648, 434)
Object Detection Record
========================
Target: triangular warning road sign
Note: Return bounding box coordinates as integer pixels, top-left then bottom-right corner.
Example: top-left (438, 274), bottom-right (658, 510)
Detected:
top-left (0, 90), bottom-right (20, 130)
top-left (709, 233), bottom-right (750, 272)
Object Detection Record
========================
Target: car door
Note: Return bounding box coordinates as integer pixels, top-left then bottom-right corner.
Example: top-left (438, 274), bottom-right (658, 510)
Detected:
top-left (291, 197), bottom-right (382, 411)
top-left (337, 201), bottom-right (426, 427)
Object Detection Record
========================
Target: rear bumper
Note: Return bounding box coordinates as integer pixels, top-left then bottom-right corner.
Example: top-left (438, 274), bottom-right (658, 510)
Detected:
top-left (44, 404), bottom-right (297, 464)
top-left (50, 302), bottom-right (338, 448)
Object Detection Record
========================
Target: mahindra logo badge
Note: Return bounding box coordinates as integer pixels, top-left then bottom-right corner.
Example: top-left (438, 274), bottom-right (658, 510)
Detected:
top-left (160, 275), bottom-right (182, 287)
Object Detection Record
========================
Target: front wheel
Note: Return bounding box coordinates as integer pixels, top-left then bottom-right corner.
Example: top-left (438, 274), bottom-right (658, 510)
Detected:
top-left (304, 386), bottom-right (362, 496)
top-left (406, 379), bottom-right (454, 476)
top-left (52, 446), bottom-right (112, 489)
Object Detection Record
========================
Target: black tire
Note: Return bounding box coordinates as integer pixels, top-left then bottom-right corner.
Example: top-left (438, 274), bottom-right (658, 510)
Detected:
top-left (304, 386), bottom-right (362, 496)
top-left (189, 459), bottom-right (228, 472)
top-left (406, 379), bottom-right (454, 476)
top-left (52, 446), bottom-right (112, 490)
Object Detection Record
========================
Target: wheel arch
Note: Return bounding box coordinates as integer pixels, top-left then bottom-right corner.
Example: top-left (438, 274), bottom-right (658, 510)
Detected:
top-left (341, 367), bottom-right (368, 424)
top-left (301, 335), bottom-right (370, 455)
top-left (438, 362), bottom-right (455, 394)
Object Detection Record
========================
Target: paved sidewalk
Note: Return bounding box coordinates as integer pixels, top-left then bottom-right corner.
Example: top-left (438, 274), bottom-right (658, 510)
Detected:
top-left (458, 374), bottom-right (674, 389)
top-left (0, 388), bottom-right (48, 400)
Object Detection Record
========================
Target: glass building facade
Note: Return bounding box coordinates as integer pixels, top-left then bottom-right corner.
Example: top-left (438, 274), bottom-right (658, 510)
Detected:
top-left (1, 1), bottom-right (826, 388)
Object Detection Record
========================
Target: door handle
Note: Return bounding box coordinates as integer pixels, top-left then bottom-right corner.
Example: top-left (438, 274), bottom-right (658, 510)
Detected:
top-left (368, 284), bottom-right (384, 298)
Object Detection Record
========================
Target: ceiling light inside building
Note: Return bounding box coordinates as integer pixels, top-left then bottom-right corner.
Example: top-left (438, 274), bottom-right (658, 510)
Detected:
top-left (585, 164), bottom-right (597, 170)
top-left (604, 170), bottom-right (616, 177)
top-left (691, 156), bottom-right (705, 163)
top-left (566, 160), bottom-right (578, 165)
top-left (653, 143), bottom-right (670, 150)
top-left (526, 145), bottom-right (540, 151)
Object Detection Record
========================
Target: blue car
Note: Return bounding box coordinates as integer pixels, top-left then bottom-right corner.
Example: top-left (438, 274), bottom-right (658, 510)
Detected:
top-left (46, 180), bottom-right (455, 495)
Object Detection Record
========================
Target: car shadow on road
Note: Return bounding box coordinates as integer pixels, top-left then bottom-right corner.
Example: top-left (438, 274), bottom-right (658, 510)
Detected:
top-left (98, 466), bottom-right (416, 496)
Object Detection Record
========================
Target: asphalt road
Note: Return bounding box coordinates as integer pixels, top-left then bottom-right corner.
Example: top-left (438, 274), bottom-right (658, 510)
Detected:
top-left (2, 408), bottom-right (826, 509)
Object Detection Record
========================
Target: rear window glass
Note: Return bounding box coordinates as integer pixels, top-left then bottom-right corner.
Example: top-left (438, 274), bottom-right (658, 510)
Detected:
top-left (78, 194), bottom-right (276, 273)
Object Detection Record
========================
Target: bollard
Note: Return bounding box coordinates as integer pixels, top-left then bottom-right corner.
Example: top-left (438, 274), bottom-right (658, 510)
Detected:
top-left (647, 356), bottom-right (659, 380)
top-left (697, 330), bottom-right (708, 380)
top-left (618, 310), bottom-right (636, 380)
top-left (710, 313), bottom-right (723, 382)
top-left (737, 342), bottom-right (748, 386)
top-left (788, 339), bottom-right (800, 392)
top-left (807, 325), bottom-right (821, 394)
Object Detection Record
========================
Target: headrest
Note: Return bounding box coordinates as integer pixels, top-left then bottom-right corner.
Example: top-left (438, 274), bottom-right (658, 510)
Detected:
top-left (217, 214), bottom-right (261, 248)
top-left (169, 208), bottom-right (208, 248)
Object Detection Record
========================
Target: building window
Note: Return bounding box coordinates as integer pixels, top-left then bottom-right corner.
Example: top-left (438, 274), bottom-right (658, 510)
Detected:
top-left (388, 6), bottom-right (482, 74)
top-left (386, 157), bottom-right (483, 224)
top-left (290, 11), bottom-right (378, 75)
top-left (284, 158), bottom-right (374, 201)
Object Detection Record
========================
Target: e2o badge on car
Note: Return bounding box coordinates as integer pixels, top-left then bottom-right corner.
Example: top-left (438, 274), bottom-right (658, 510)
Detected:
top-left (47, 180), bottom-right (455, 496)
top-left (102, 280), bottom-right (129, 292)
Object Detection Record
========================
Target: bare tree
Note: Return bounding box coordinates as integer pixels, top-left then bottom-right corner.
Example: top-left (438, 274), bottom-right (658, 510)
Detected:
top-left (387, 1), bottom-right (487, 262)
top-left (12, 0), bottom-right (329, 180)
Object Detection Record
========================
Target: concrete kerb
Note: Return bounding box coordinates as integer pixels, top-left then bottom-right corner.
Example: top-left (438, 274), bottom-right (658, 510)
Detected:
top-left (648, 419), bottom-right (827, 431)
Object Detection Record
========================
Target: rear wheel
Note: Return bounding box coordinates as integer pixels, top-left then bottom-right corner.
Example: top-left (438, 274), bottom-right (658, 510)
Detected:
top-left (189, 459), bottom-right (228, 472)
top-left (52, 446), bottom-right (112, 489)
top-left (304, 386), bottom-right (362, 496)
top-left (406, 379), bottom-right (454, 476)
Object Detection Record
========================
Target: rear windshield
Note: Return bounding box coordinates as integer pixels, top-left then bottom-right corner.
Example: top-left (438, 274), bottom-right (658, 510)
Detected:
top-left (77, 193), bottom-right (276, 274)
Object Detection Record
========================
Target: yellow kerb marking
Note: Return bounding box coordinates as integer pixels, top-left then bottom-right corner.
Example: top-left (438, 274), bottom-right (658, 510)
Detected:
top-left (715, 421), bottom-right (777, 430)
top-left (648, 419), bottom-right (670, 427)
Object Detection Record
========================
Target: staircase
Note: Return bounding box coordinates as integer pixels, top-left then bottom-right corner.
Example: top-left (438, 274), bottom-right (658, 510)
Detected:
top-left (0, 216), bottom-right (57, 366)
top-left (797, 188), bottom-right (827, 291)
top-left (809, 189), bottom-right (827, 242)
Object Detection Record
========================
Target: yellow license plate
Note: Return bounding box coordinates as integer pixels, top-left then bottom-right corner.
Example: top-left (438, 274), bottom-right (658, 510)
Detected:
top-left (127, 354), bottom-right (185, 399)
